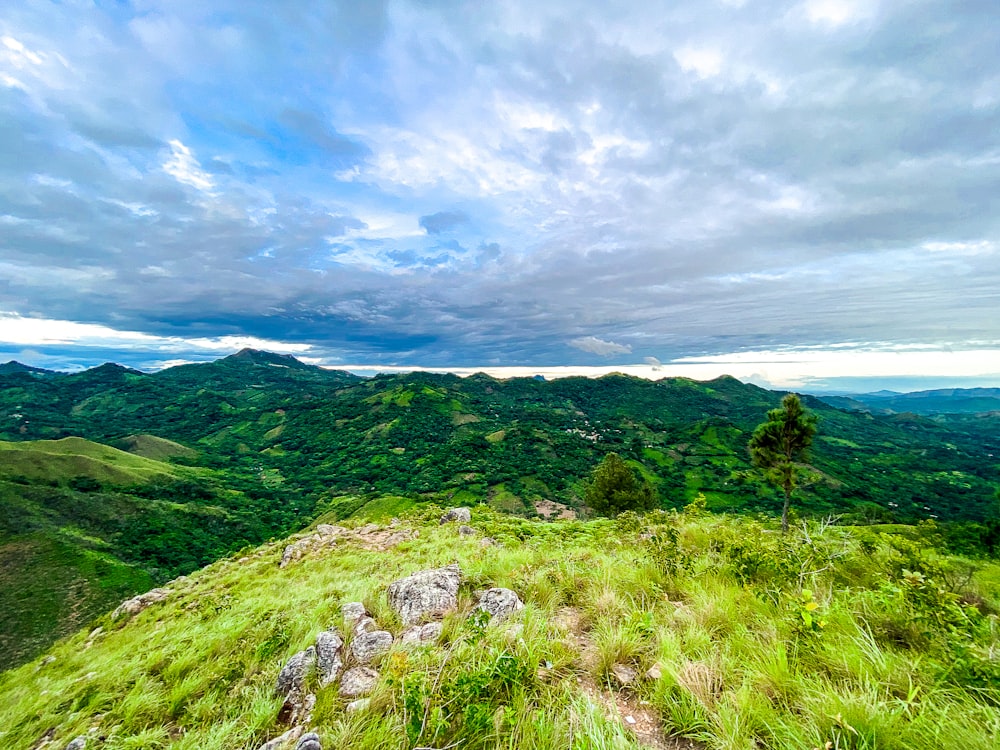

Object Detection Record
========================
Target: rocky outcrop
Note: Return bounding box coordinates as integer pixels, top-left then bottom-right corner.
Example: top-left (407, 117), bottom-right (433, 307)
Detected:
top-left (440, 507), bottom-right (472, 524)
top-left (351, 630), bottom-right (393, 664)
top-left (111, 588), bottom-right (169, 620)
top-left (400, 622), bottom-right (443, 645)
top-left (339, 666), bottom-right (379, 698)
top-left (458, 524), bottom-right (476, 536)
top-left (387, 564), bottom-right (462, 625)
top-left (65, 738), bottom-right (87, 750)
top-left (475, 588), bottom-right (524, 623)
top-left (315, 630), bottom-right (344, 687)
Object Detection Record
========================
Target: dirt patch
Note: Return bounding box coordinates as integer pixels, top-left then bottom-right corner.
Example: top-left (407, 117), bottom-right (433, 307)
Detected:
top-left (534, 499), bottom-right (577, 520)
top-left (576, 673), bottom-right (703, 750)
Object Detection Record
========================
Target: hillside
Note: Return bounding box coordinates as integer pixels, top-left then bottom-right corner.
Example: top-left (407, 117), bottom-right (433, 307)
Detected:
top-left (0, 438), bottom-right (313, 670)
top-left (1, 507), bottom-right (998, 749)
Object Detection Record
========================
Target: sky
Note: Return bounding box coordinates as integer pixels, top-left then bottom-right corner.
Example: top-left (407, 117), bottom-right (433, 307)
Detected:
top-left (2, 0), bottom-right (999, 392)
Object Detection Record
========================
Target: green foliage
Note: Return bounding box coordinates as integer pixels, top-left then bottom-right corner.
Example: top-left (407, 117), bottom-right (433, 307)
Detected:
top-left (585, 452), bottom-right (657, 517)
top-left (749, 394), bottom-right (819, 532)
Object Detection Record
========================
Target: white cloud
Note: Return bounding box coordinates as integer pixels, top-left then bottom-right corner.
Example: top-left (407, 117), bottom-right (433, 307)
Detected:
top-left (569, 336), bottom-right (633, 356)
top-left (163, 139), bottom-right (215, 191)
top-left (0, 312), bottom-right (311, 355)
top-left (802, 0), bottom-right (871, 27)
top-left (674, 46), bottom-right (723, 78)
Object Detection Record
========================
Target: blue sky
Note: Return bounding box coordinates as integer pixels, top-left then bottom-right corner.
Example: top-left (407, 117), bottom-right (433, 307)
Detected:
top-left (1, 1), bottom-right (999, 391)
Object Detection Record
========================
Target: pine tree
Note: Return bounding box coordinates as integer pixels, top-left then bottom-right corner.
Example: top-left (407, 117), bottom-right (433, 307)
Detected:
top-left (585, 452), bottom-right (656, 517)
top-left (748, 394), bottom-right (818, 533)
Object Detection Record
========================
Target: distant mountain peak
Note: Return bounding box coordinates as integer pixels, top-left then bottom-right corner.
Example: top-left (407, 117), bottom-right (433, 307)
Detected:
top-left (223, 348), bottom-right (314, 369)
top-left (0, 361), bottom-right (54, 376)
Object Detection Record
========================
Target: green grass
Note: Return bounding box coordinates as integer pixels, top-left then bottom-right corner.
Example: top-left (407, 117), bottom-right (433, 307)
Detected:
top-left (1, 507), bottom-right (998, 749)
top-left (0, 437), bottom-right (188, 487)
top-left (113, 434), bottom-right (197, 462)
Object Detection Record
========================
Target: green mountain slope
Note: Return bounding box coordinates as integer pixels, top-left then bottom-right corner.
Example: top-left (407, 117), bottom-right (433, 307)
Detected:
top-left (0, 438), bottom-right (314, 670)
top-left (1, 508), bottom-right (998, 749)
top-left (0, 437), bottom-right (188, 486)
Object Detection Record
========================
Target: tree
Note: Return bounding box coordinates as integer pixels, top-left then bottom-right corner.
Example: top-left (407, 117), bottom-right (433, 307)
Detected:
top-left (748, 394), bottom-right (818, 533)
top-left (585, 452), bottom-right (656, 517)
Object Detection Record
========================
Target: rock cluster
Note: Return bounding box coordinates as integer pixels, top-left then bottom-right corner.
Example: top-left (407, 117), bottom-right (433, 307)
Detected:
top-left (254, 513), bottom-right (529, 750)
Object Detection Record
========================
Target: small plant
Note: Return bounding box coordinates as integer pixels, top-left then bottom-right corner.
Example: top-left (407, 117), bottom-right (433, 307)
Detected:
top-left (792, 588), bottom-right (827, 635)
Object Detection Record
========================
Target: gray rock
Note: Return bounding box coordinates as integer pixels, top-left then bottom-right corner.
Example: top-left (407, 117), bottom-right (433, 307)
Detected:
top-left (611, 663), bottom-right (637, 686)
top-left (475, 588), bottom-right (524, 623)
top-left (295, 732), bottom-right (322, 750)
top-left (458, 525), bottom-right (476, 536)
top-left (66, 739), bottom-right (87, 750)
top-left (257, 727), bottom-right (303, 750)
top-left (279, 541), bottom-right (304, 568)
top-left (387, 564), bottom-right (462, 625)
top-left (275, 647), bottom-right (316, 697)
top-left (339, 666), bottom-right (379, 698)
top-left (351, 630), bottom-right (393, 664)
top-left (353, 615), bottom-right (378, 635)
top-left (400, 621), bottom-right (443, 646)
top-left (342, 602), bottom-right (367, 626)
top-left (316, 524), bottom-right (346, 536)
top-left (315, 629), bottom-right (344, 686)
top-left (440, 507), bottom-right (472, 524)
top-left (112, 588), bottom-right (169, 619)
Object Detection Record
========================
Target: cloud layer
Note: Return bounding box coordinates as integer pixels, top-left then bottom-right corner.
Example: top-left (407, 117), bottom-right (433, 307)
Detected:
top-left (1, 1), bottom-right (998, 379)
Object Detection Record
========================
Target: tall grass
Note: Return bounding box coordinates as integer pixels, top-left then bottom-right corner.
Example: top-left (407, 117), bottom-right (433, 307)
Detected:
top-left (1, 507), bottom-right (998, 749)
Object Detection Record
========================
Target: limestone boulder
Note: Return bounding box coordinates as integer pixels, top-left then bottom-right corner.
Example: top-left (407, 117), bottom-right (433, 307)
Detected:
top-left (351, 630), bottom-right (393, 664)
top-left (387, 564), bottom-right (462, 625)
top-left (339, 666), bottom-right (379, 698)
top-left (475, 588), bottom-right (524, 623)
top-left (440, 507), bottom-right (472, 524)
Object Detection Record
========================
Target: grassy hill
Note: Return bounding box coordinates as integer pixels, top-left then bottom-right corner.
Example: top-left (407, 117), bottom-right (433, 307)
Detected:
top-left (0, 437), bottom-right (189, 486)
top-left (0, 438), bottom-right (314, 670)
top-left (1, 506), bottom-right (998, 749)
